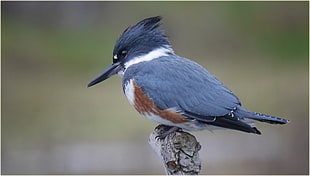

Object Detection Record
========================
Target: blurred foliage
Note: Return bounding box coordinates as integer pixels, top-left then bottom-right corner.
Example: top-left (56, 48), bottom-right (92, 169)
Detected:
top-left (228, 2), bottom-right (308, 61)
top-left (2, 2), bottom-right (308, 72)
top-left (1, 1), bottom-right (309, 175)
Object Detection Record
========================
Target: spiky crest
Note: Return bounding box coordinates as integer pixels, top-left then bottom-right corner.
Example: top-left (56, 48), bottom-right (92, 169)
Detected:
top-left (113, 16), bottom-right (171, 58)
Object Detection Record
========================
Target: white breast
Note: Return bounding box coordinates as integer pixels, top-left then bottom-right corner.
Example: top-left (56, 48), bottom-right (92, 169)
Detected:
top-left (124, 79), bottom-right (135, 106)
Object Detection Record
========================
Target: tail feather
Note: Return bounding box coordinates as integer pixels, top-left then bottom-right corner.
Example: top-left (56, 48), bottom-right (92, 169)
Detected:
top-left (209, 116), bottom-right (262, 135)
top-left (183, 107), bottom-right (288, 135)
top-left (236, 109), bottom-right (289, 124)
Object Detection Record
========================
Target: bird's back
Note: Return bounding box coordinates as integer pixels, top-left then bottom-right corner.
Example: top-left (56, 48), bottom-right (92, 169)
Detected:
top-left (123, 54), bottom-right (241, 117)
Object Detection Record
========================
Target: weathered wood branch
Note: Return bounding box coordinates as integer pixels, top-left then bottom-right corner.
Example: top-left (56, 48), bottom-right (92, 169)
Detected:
top-left (149, 125), bottom-right (202, 175)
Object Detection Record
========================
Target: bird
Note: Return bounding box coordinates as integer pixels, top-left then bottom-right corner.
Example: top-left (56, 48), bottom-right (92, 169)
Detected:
top-left (88, 16), bottom-right (289, 137)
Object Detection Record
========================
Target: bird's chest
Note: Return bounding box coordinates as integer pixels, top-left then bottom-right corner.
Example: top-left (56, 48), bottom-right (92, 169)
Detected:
top-left (123, 78), bottom-right (193, 128)
top-left (123, 79), bottom-right (158, 114)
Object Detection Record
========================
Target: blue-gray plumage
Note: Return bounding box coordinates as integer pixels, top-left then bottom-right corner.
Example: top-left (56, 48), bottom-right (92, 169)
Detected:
top-left (123, 55), bottom-right (240, 117)
top-left (88, 16), bottom-right (289, 135)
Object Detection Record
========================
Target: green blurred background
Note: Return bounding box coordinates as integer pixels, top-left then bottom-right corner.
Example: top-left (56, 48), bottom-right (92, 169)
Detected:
top-left (1, 1), bottom-right (308, 174)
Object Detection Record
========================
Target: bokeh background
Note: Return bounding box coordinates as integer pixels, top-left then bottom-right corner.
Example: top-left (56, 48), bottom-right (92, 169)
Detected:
top-left (1, 1), bottom-right (308, 175)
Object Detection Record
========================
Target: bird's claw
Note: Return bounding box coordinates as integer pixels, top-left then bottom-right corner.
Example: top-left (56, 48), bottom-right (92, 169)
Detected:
top-left (155, 125), bottom-right (182, 140)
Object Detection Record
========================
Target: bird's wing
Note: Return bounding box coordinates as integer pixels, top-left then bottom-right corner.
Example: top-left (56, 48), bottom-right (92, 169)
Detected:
top-left (125, 55), bottom-right (241, 118)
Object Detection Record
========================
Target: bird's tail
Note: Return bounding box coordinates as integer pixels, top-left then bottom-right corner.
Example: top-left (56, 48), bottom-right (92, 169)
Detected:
top-left (236, 108), bottom-right (289, 124)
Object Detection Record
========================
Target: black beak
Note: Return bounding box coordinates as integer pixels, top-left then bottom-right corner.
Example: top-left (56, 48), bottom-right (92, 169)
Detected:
top-left (87, 63), bottom-right (122, 87)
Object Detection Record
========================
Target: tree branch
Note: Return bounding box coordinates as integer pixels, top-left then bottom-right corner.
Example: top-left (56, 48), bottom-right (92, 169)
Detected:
top-left (149, 125), bottom-right (202, 175)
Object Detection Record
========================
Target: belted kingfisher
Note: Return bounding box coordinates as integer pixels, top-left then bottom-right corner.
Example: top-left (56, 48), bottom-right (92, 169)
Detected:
top-left (88, 16), bottom-right (289, 136)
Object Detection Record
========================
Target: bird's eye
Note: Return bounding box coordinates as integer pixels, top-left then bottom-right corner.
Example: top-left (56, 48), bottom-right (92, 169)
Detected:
top-left (113, 50), bottom-right (127, 63)
top-left (120, 50), bottom-right (127, 58)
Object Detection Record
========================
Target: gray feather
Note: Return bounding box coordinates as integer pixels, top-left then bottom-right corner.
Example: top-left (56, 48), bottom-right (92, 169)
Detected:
top-left (123, 54), bottom-right (241, 117)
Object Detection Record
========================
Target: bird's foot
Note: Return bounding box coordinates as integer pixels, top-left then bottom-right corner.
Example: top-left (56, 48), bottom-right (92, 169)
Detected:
top-left (155, 125), bottom-right (182, 140)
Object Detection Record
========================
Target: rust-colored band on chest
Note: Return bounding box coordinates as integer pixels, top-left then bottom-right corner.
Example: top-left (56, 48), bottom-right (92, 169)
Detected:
top-left (132, 80), bottom-right (191, 124)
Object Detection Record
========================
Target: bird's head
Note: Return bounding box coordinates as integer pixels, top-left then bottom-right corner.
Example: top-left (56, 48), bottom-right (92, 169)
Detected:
top-left (88, 16), bottom-right (173, 87)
